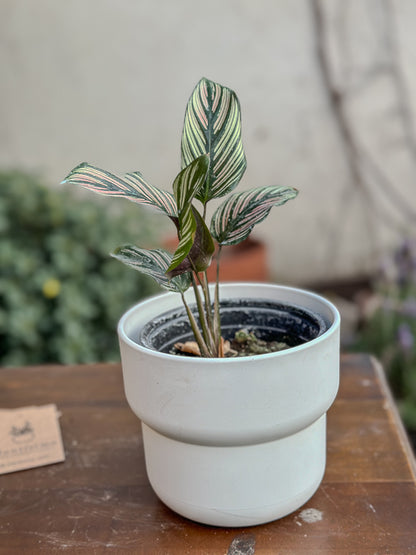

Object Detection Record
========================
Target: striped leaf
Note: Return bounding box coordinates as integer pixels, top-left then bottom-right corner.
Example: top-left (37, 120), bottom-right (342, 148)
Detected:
top-left (111, 246), bottom-right (191, 293)
top-left (167, 155), bottom-right (210, 274)
top-left (181, 77), bottom-right (247, 204)
top-left (61, 162), bottom-right (177, 217)
top-left (167, 207), bottom-right (215, 277)
top-left (211, 186), bottom-right (298, 246)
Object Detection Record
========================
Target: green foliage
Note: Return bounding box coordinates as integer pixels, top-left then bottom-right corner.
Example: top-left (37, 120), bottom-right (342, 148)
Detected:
top-left (181, 77), bottom-right (247, 203)
top-left (62, 162), bottom-right (177, 217)
top-left (112, 246), bottom-right (191, 293)
top-left (62, 77), bottom-right (298, 357)
top-left (0, 171), bottom-right (157, 366)
top-left (354, 239), bottom-right (416, 430)
top-left (211, 185), bottom-right (299, 246)
top-left (167, 154), bottom-right (213, 274)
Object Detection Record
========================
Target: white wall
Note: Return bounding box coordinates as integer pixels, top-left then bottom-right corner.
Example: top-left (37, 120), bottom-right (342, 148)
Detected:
top-left (1, 0), bottom-right (415, 284)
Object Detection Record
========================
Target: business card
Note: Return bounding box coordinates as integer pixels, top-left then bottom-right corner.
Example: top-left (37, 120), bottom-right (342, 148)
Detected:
top-left (0, 404), bottom-right (65, 474)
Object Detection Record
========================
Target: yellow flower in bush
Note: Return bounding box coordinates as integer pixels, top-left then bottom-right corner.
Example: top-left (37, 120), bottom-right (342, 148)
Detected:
top-left (42, 278), bottom-right (61, 299)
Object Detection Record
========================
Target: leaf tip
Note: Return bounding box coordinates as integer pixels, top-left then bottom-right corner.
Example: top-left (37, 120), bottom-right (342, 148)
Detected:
top-left (110, 247), bottom-right (121, 257)
top-left (61, 162), bottom-right (90, 184)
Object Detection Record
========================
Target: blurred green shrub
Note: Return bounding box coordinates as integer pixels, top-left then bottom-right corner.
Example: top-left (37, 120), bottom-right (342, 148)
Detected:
top-left (0, 170), bottom-right (159, 366)
top-left (354, 239), bottom-right (416, 431)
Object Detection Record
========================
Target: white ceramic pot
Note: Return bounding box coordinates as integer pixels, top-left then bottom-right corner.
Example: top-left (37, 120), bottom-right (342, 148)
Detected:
top-left (118, 283), bottom-right (340, 527)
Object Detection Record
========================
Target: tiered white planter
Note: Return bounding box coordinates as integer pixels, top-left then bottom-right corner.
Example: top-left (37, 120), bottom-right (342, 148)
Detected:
top-left (118, 283), bottom-right (340, 527)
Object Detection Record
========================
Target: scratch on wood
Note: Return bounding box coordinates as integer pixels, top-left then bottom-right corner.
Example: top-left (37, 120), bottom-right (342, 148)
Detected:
top-left (227, 533), bottom-right (256, 555)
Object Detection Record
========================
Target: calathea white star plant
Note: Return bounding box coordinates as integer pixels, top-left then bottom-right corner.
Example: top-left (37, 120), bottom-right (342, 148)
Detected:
top-left (61, 77), bottom-right (298, 357)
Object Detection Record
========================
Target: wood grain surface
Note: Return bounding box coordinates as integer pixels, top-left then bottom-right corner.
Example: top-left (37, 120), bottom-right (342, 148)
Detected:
top-left (0, 353), bottom-right (415, 554)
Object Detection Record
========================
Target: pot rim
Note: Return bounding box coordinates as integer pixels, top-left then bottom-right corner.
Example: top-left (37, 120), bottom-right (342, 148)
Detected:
top-left (118, 282), bottom-right (341, 364)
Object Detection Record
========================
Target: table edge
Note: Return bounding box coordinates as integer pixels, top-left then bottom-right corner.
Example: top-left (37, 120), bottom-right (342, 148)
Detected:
top-left (371, 355), bottom-right (416, 482)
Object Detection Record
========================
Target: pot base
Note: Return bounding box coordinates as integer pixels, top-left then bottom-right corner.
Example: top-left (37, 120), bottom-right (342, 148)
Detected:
top-left (142, 415), bottom-right (326, 527)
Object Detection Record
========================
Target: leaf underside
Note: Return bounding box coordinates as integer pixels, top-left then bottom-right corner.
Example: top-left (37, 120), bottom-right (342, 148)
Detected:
top-left (167, 207), bottom-right (215, 278)
top-left (181, 77), bottom-right (247, 204)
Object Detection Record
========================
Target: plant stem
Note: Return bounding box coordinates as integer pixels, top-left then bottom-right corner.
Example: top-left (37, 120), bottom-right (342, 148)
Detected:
top-left (180, 292), bottom-right (211, 357)
top-left (191, 273), bottom-right (216, 355)
top-left (214, 246), bottom-right (222, 353)
top-left (202, 271), bottom-right (215, 342)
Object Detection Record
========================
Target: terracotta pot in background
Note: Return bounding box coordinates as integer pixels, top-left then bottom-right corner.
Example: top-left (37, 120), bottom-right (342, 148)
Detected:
top-left (164, 236), bottom-right (269, 282)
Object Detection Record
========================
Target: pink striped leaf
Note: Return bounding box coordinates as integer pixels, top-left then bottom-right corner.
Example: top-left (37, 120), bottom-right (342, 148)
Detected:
top-left (111, 246), bottom-right (191, 293)
top-left (61, 163), bottom-right (177, 217)
top-left (181, 77), bottom-right (246, 204)
top-left (211, 186), bottom-right (298, 246)
top-left (167, 155), bottom-right (212, 274)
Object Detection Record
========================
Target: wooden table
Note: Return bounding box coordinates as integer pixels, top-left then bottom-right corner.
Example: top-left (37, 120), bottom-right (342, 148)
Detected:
top-left (0, 354), bottom-right (415, 554)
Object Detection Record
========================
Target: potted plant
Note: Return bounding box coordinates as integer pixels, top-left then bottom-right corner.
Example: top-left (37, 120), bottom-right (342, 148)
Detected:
top-left (62, 77), bottom-right (340, 527)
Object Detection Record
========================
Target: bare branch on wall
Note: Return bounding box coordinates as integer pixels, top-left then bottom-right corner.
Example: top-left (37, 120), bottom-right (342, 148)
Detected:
top-left (311, 0), bottom-right (416, 269)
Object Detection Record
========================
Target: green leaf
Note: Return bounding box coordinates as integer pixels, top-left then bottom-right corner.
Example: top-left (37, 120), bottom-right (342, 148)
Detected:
top-left (61, 163), bottom-right (177, 217)
top-left (167, 155), bottom-right (209, 274)
top-left (111, 246), bottom-right (191, 293)
top-left (188, 208), bottom-right (215, 272)
top-left (167, 207), bottom-right (215, 278)
top-left (173, 154), bottom-right (209, 211)
top-left (181, 77), bottom-right (246, 204)
top-left (211, 186), bottom-right (298, 246)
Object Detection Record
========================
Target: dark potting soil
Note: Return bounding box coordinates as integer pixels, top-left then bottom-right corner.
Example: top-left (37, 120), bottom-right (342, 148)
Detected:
top-left (139, 298), bottom-right (328, 357)
top-left (172, 328), bottom-right (291, 358)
